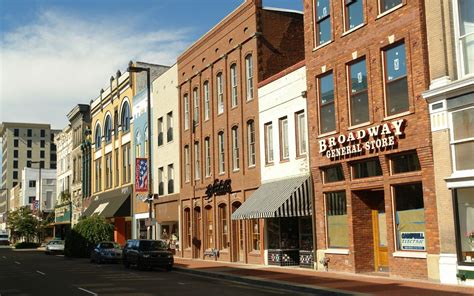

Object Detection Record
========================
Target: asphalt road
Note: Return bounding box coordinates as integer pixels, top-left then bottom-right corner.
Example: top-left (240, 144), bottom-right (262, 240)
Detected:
top-left (0, 248), bottom-right (305, 296)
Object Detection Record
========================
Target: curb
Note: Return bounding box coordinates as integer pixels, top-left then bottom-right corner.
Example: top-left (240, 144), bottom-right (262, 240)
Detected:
top-left (174, 266), bottom-right (362, 296)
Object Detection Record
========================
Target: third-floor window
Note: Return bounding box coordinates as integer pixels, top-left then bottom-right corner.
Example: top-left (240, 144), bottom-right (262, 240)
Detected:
top-left (167, 111), bottom-right (173, 142)
top-left (314, 0), bottom-right (331, 47)
top-left (384, 42), bottom-right (408, 116)
top-left (231, 64), bottom-right (238, 107)
top-left (158, 117), bottom-right (164, 146)
top-left (203, 81), bottom-right (210, 121)
top-left (232, 126), bottom-right (240, 171)
top-left (245, 55), bottom-right (254, 100)
top-left (193, 88), bottom-right (200, 126)
top-left (348, 58), bottom-right (369, 126)
top-left (247, 120), bottom-right (256, 167)
top-left (184, 94), bottom-right (190, 130)
top-left (217, 73), bottom-right (224, 114)
top-left (344, 0), bottom-right (364, 31)
top-left (318, 72), bottom-right (336, 134)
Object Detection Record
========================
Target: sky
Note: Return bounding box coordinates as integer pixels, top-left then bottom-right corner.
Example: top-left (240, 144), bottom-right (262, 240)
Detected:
top-left (0, 0), bottom-right (303, 129)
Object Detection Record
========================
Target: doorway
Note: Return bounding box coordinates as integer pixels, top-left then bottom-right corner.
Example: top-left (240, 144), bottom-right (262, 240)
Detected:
top-left (231, 202), bottom-right (244, 262)
top-left (372, 193), bottom-right (388, 272)
top-left (193, 206), bottom-right (201, 258)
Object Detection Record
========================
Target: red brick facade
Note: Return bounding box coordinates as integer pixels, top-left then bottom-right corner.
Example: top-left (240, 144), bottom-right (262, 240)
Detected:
top-left (303, 0), bottom-right (439, 279)
top-left (177, 0), bottom-right (304, 264)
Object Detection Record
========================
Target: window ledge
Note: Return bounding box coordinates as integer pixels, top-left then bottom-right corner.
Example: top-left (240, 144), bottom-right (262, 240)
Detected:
top-left (265, 162), bottom-right (274, 167)
top-left (248, 165), bottom-right (256, 169)
top-left (383, 111), bottom-right (412, 122)
top-left (324, 248), bottom-right (350, 255)
top-left (376, 3), bottom-right (404, 20)
top-left (347, 121), bottom-right (371, 131)
top-left (248, 250), bottom-right (261, 256)
top-left (313, 40), bottom-right (333, 52)
top-left (342, 23), bottom-right (366, 37)
top-left (318, 131), bottom-right (338, 139)
top-left (393, 251), bottom-right (427, 259)
top-left (295, 154), bottom-right (307, 160)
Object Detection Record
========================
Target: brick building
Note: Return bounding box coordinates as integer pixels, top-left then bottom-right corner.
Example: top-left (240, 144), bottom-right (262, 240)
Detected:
top-left (177, 0), bottom-right (304, 264)
top-left (303, 0), bottom-right (439, 280)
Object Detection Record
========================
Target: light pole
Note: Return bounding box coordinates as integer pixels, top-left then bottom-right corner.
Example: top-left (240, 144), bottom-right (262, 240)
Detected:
top-left (127, 61), bottom-right (155, 240)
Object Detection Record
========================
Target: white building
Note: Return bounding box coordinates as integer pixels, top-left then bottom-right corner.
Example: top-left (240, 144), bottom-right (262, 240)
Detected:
top-left (152, 64), bottom-right (180, 244)
top-left (55, 126), bottom-right (72, 204)
top-left (21, 167), bottom-right (57, 212)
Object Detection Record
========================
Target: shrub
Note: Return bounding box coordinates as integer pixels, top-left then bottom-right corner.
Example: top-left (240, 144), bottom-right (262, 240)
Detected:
top-left (15, 242), bottom-right (40, 249)
top-left (64, 216), bottom-right (114, 258)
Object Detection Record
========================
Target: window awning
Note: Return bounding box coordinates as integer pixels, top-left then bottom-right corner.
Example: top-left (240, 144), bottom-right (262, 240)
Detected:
top-left (83, 186), bottom-right (132, 218)
top-left (231, 175), bottom-right (312, 220)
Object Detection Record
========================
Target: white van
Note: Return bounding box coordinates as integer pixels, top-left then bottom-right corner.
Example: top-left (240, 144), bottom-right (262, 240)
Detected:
top-left (0, 232), bottom-right (9, 246)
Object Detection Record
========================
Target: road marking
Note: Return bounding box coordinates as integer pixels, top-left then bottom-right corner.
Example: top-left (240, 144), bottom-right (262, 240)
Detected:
top-left (36, 270), bottom-right (45, 276)
top-left (2, 256), bottom-right (6, 259)
top-left (14, 261), bottom-right (21, 265)
top-left (177, 282), bottom-right (189, 285)
top-left (77, 287), bottom-right (98, 296)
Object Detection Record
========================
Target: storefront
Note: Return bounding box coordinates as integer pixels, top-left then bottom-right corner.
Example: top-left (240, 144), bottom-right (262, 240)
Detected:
top-left (232, 175), bottom-right (314, 268)
top-left (154, 194), bottom-right (179, 252)
top-left (54, 203), bottom-right (71, 240)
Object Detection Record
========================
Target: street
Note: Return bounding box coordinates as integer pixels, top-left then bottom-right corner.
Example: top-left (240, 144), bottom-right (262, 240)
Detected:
top-left (0, 248), bottom-right (308, 296)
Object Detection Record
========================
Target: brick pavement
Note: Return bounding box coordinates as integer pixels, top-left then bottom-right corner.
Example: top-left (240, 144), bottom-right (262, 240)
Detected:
top-left (174, 257), bottom-right (474, 295)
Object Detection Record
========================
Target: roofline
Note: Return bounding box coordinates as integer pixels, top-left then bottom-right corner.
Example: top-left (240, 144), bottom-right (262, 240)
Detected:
top-left (1, 122), bottom-right (52, 137)
top-left (257, 60), bottom-right (305, 88)
top-left (262, 6), bottom-right (303, 15)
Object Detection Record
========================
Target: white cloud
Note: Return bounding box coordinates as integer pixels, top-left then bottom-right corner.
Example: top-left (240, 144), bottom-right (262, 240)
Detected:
top-left (0, 10), bottom-right (191, 128)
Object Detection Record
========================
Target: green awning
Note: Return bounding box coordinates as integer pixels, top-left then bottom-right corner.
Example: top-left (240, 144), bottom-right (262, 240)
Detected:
top-left (83, 186), bottom-right (131, 218)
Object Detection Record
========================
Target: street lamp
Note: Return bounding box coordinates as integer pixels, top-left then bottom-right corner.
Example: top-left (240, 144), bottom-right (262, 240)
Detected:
top-left (127, 61), bottom-right (155, 240)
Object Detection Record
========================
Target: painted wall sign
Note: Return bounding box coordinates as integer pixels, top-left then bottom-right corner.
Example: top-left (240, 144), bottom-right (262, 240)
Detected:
top-left (400, 231), bottom-right (426, 251)
top-left (318, 119), bottom-right (405, 159)
top-left (205, 179), bottom-right (232, 200)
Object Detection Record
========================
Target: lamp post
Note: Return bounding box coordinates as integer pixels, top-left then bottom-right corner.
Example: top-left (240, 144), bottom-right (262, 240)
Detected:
top-left (127, 61), bottom-right (155, 240)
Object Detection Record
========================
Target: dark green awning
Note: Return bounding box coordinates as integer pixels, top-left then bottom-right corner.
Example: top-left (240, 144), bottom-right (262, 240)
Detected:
top-left (83, 186), bottom-right (131, 218)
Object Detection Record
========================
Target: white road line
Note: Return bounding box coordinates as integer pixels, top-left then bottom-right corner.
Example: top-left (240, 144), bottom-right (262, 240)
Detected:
top-left (2, 256), bottom-right (6, 259)
top-left (77, 287), bottom-right (98, 296)
top-left (36, 270), bottom-right (45, 276)
top-left (14, 261), bottom-right (21, 265)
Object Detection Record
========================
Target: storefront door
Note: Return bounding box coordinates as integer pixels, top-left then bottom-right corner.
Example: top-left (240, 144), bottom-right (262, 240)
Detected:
top-left (232, 202), bottom-right (244, 262)
top-left (372, 194), bottom-right (388, 271)
top-left (193, 206), bottom-right (201, 258)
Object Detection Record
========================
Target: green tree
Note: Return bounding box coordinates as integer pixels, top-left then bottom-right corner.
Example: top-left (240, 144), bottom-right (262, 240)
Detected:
top-left (65, 216), bottom-right (114, 258)
top-left (7, 206), bottom-right (39, 243)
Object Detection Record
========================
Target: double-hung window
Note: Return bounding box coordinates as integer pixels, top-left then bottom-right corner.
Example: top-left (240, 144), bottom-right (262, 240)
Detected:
top-left (264, 123), bottom-right (274, 164)
top-left (451, 107), bottom-right (474, 171)
top-left (456, 0), bottom-right (474, 76)
top-left (193, 88), bottom-right (200, 126)
top-left (247, 120), bottom-right (256, 166)
top-left (184, 145), bottom-right (190, 182)
top-left (158, 117), bottom-right (164, 146)
top-left (231, 64), bottom-right (238, 107)
top-left (194, 142), bottom-right (201, 180)
top-left (295, 111), bottom-right (307, 156)
top-left (384, 42), bottom-right (409, 116)
top-left (348, 58), bottom-right (369, 126)
top-left (203, 81), bottom-right (210, 121)
top-left (279, 117), bottom-right (289, 160)
top-left (232, 127), bottom-right (240, 171)
top-left (379, 0), bottom-right (402, 14)
top-left (218, 132), bottom-right (225, 174)
top-left (184, 94), bottom-right (189, 130)
top-left (217, 73), bottom-right (224, 114)
top-left (245, 55), bottom-right (254, 100)
top-left (314, 0), bottom-right (331, 46)
top-left (205, 138), bottom-right (211, 177)
top-left (318, 72), bottom-right (336, 133)
top-left (344, 0), bottom-right (364, 31)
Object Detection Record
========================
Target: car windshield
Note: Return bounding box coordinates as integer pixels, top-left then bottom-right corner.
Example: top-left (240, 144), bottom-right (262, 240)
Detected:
top-left (139, 240), bottom-right (168, 251)
top-left (0, 235), bottom-right (8, 238)
top-left (49, 240), bottom-right (64, 245)
top-left (101, 242), bottom-right (120, 249)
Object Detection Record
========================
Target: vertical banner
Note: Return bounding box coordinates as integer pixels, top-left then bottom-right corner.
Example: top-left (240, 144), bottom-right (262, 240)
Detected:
top-left (135, 158), bottom-right (148, 193)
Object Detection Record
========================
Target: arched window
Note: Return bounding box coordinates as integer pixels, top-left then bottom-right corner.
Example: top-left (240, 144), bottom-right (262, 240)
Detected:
top-left (104, 116), bottom-right (112, 143)
top-left (121, 101), bottom-right (131, 133)
top-left (95, 123), bottom-right (102, 149)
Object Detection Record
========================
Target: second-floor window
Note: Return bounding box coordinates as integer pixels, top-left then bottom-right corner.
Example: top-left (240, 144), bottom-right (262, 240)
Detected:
top-left (203, 81), bottom-right (210, 121)
top-left (104, 116), bottom-right (112, 143)
top-left (247, 120), bottom-right (256, 167)
top-left (122, 144), bottom-right (131, 183)
top-left (167, 164), bottom-right (174, 194)
top-left (184, 145), bottom-right (190, 182)
top-left (167, 112), bottom-right (173, 142)
top-left (184, 94), bottom-right (190, 130)
top-left (230, 64), bottom-right (238, 107)
top-left (205, 137), bottom-right (211, 177)
top-left (264, 122), bottom-right (274, 164)
top-left (348, 58), bottom-right (369, 126)
top-left (232, 127), bottom-right (240, 171)
top-left (384, 42), bottom-right (409, 116)
top-left (379, 0), bottom-right (402, 14)
top-left (279, 117), bottom-right (289, 160)
top-left (105, 153), bottom-right (112, 189)
top-left (194, 142), bottom-right (201, 180)
top-left (193, 88), bottom-right (200, 125)
top-left (158, 167), bottom-right (164, 196)
top-left (95, 158), bottom-right (102, 192)
top-left (245, 55), bottom-right (254, 100)
top-left (296, 111), bottom-right (307, 156)
top-left (318, 72), bottom-right (336, 134)
top-left (314, 0), bottom-right (331, 46)
top-left (158, 117), bottom-right (164, 146)
top-left (217, 73), bottom-right (224, 114)
top-left (457, 0), bottom-right (474, 76)
top-left (218, 132), bottom-right (225, 174)
top-left (451, 107), bottom-right (474, 171)
top-left (344, 0), bottom-right (364, 31)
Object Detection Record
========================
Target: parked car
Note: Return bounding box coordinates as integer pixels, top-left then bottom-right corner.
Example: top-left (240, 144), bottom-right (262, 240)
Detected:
top-left (90, 242), bottom-right (122, 264)
top-left (0, 233), bottom-right (10, 246)
top-left (122, 239), bottom-right (173, 271)
top-left (45, 239), bottom-right (65, 255)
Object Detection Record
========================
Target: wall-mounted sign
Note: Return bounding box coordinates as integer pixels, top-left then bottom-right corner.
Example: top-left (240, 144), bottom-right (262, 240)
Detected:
top-left (400, 231), bottom-right (426, 251)
top-left (205, 179), bottom-right (232, 200)
top-left (135, 158), bottom-right (148, 193)
top-left (318, 119), bottom-right (405, 159)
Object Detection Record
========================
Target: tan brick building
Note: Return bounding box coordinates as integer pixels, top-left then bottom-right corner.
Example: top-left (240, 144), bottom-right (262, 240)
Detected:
top-left (303, 0), bottom-right (439, 280)
top-left (177, 0), bottom-right (304, 263)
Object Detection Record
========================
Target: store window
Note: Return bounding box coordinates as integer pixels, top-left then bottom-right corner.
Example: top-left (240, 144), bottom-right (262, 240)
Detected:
top-left (318, 72), bottom-right (336, 134)
top-left (217, 73), bottom-right (224, 114)
top-left (231, 64), bottom-right (238, 107)
top-left (344, 0), bottom-right (364, 31)
top-left (218, 132), bottom-right (225, 174)
top-left (322, 164), bottom-right (345, 183)
top-left (390, 151), bottom-right (421, 174)
top-left (219, 204), bottom-right (228, 249)
top-left (451, 107), bottom-right (474, 171)
top-left (264, 122), bottom-right (274, 164)
top-left (205, 206), bottom-right (214, 249)
top-left (384, 42), bottom-right (408, 116)
top-left (203, 81), bottom-right (210, 121)
top-left (184, 94), bottom-right (190, 130)
top-left (351, 158), bottom-right (382, 179)
top-left (379, 0), bottom-right (402, 14)
top-left (279, 117), bottom-right (289, 160)
top-left (455, 187), bottom-right (474, 263)
top-left (184, 208), bottom-right (191, 248)
top-left (205, 137), bottom-right (211, 177)
top-left (247, 120), bottom-right (256, 167)
top-left (313, 0), bottom-right (331, 46)
top-left (250, 219), bottom-right (260, 251)
top-left (295, 111), bottom-right (307, 156)
top-left (184, 145), bottom-right (190, 182)
top-left (394, 183), bottom-right (426, 251)
top-left (245, 54), bottom-right (254, 100)
top-left (326, 191), bottom-right (349, 248)
top-left (457, 0), bottom-right (474, 76)
top-left (232, 126), bottom-right (240, 171)
top-left (348, 58), bottom-right (369, 126)
top-left (194, 142), bottom-right (201, 180)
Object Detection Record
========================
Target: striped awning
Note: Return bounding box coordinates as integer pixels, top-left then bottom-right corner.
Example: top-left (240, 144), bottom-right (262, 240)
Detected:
top-left (231, 175), bottom-right (312, 220)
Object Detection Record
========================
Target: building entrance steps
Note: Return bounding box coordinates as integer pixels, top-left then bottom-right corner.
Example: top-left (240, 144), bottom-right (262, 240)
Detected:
top-left (174, 258), bottom-right (474, 295)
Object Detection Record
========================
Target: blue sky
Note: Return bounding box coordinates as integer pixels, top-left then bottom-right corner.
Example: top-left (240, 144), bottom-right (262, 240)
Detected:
top-left (0, 0), bottom-right (303, 128)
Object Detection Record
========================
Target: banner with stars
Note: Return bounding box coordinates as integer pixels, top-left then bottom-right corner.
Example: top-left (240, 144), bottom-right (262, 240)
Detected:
top-left (135, 158), bottom-right (149, 193)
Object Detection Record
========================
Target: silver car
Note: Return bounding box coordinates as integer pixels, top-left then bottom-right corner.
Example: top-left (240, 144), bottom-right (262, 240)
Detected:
top-left (45, 239), bottom-right (65, 255)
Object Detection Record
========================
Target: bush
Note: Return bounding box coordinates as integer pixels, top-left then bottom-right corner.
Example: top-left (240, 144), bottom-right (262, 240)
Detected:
top-left (15, 242), bottom-right (40, 249)
top-left (64, 216), bottom-right (114, 258)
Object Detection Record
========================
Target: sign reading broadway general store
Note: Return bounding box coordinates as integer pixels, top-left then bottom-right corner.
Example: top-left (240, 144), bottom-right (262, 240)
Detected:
top-left (319, 119), bottom-right (406, 159)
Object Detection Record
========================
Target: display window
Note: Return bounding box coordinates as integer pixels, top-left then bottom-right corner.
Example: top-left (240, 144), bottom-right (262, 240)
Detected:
top-left (325, 191), bottom-right (349, 248)
top-left (455, 187), bottom-right (474, 264)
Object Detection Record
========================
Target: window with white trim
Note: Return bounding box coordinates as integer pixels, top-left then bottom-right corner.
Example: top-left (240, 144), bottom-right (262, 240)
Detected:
top-left (232, 126), bottom-right (240, 171)
top-left (231, 64), bottom-right (238, 107)
top-left (379, 0), bottom-right (402, 14)
top-left (264, 122), bottom-right (274, 164)
top-left (247, 120), bottom-right (256, 167)
top-left (456, 0), bottom-right (474, 76)
top-left (348, 58), bottom-right (369, 126)
top-left (279, 117), bottom-right (289, 160)
top-left (217, 73), bottom-right (224, 114)
top-left (204, 81), bottom-right (210, 121)
top-left (344, 0), bottom-right (364, 31)
top-left (184, 94), bottom-right (189, 130)
top-left (384, 42), bottom-right (408, 116)
top-left (313, 0), bottom-right (331, 46)
top-left (451, 107), bottom-right (474, 171)
top-left (194, 141), bottom-right (201, 180)
top-left (245, 55), bottom-right (254, 100)
top-left (205, 137), bottom-right (211, 177)
top-left (295, 111), bottom-right (307, 156)
top-left (218, 132), bottom-right (225, 174)
top-left (193, 88), bottom-right (200, 125)
top-left (184, 145), bottom-right (190, 182)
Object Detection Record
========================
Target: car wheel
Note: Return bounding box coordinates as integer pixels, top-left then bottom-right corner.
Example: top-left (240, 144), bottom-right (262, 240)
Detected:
top-left (166, 265), bottom-right (172, 272)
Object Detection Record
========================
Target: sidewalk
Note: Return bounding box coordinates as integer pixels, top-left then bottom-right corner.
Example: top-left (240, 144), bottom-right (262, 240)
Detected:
top-left (174, 257), bottom-right (474, 295)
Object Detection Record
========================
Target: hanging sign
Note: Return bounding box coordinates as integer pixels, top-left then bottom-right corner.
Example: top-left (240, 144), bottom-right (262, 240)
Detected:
top-left (318, 119), bottom-right (406, 159)
top-left (135, 158), bottom-right (149, 192)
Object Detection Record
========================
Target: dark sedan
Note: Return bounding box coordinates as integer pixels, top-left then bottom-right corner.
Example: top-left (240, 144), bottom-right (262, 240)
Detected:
top-left (122, 239), bottom-right (173, 271)
top-left (90, 242), bottom-right (122, 264)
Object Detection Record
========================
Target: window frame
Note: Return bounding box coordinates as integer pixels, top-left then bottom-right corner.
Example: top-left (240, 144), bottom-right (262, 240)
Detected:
top-left (453, 0), bottom-right (474, 78)
top-left (295, 111), bottom-right (307, 157)
top-left (216, 73), bottom-right (224, 114)
top-left (264, 122), bottom-right (274, 164)
top-left (231, 126), bottom-right (240, 172)
top-left (184, 208), bottom-right (191, 249)
top-left (247, 120), bottom-right (256, 167)
top-left (382, 41), bottom-right (409, 117)
top-left (313, 0), bottom-right (332, 47)
top-left (343, 0), bottom-right (365, 32)
top-left (449, 106), bottom-right (474, 173)
top-left (245, 54), bottom-right (254, 100)
top-left (317, 71), bottom-right (337, 134)
top-left (279, 117), bottom-right (289, 161)
top-left (184, 145), bottom-right (190, 182)
top-left (230, 64), bottom-right (238, 107)
top-left (203, 81), bottom-right (210, 121)
top-left (194, 141), bottom-right (201, 180)
top-left (378, 0), bottom-right (403, 16)
top-left (158, 117), bottom-right (164, 146)
top-left (250, 219), bottom-right (260, 251)
top-left (184, 94), bottom-right (190, 131)
top-left (218, 132), bottom-right (225, 174)
top-left (325, 191), bottom-right (349, 249)
top-left (205, 206), bottom-right (214, 249)
top-left (204, 137), bottom-right (211, 177)
top-left (193, 87), bottom-right (200, 126)
top-left (167, 111), bottom-right (173, 142)
top-left (121, 101), bottom-right (131, 133)
top-left (347, 57), bottom-right (370, 127)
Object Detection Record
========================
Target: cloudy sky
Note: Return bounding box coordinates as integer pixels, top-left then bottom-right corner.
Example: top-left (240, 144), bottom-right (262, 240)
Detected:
top-left (0, 0), bottom-right (303, 129)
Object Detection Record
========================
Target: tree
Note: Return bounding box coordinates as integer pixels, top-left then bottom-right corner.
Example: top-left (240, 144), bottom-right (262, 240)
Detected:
top-left (7, 206), bottom-right (39, 243)
top-left (65, 216), bottom-right (114, 258)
